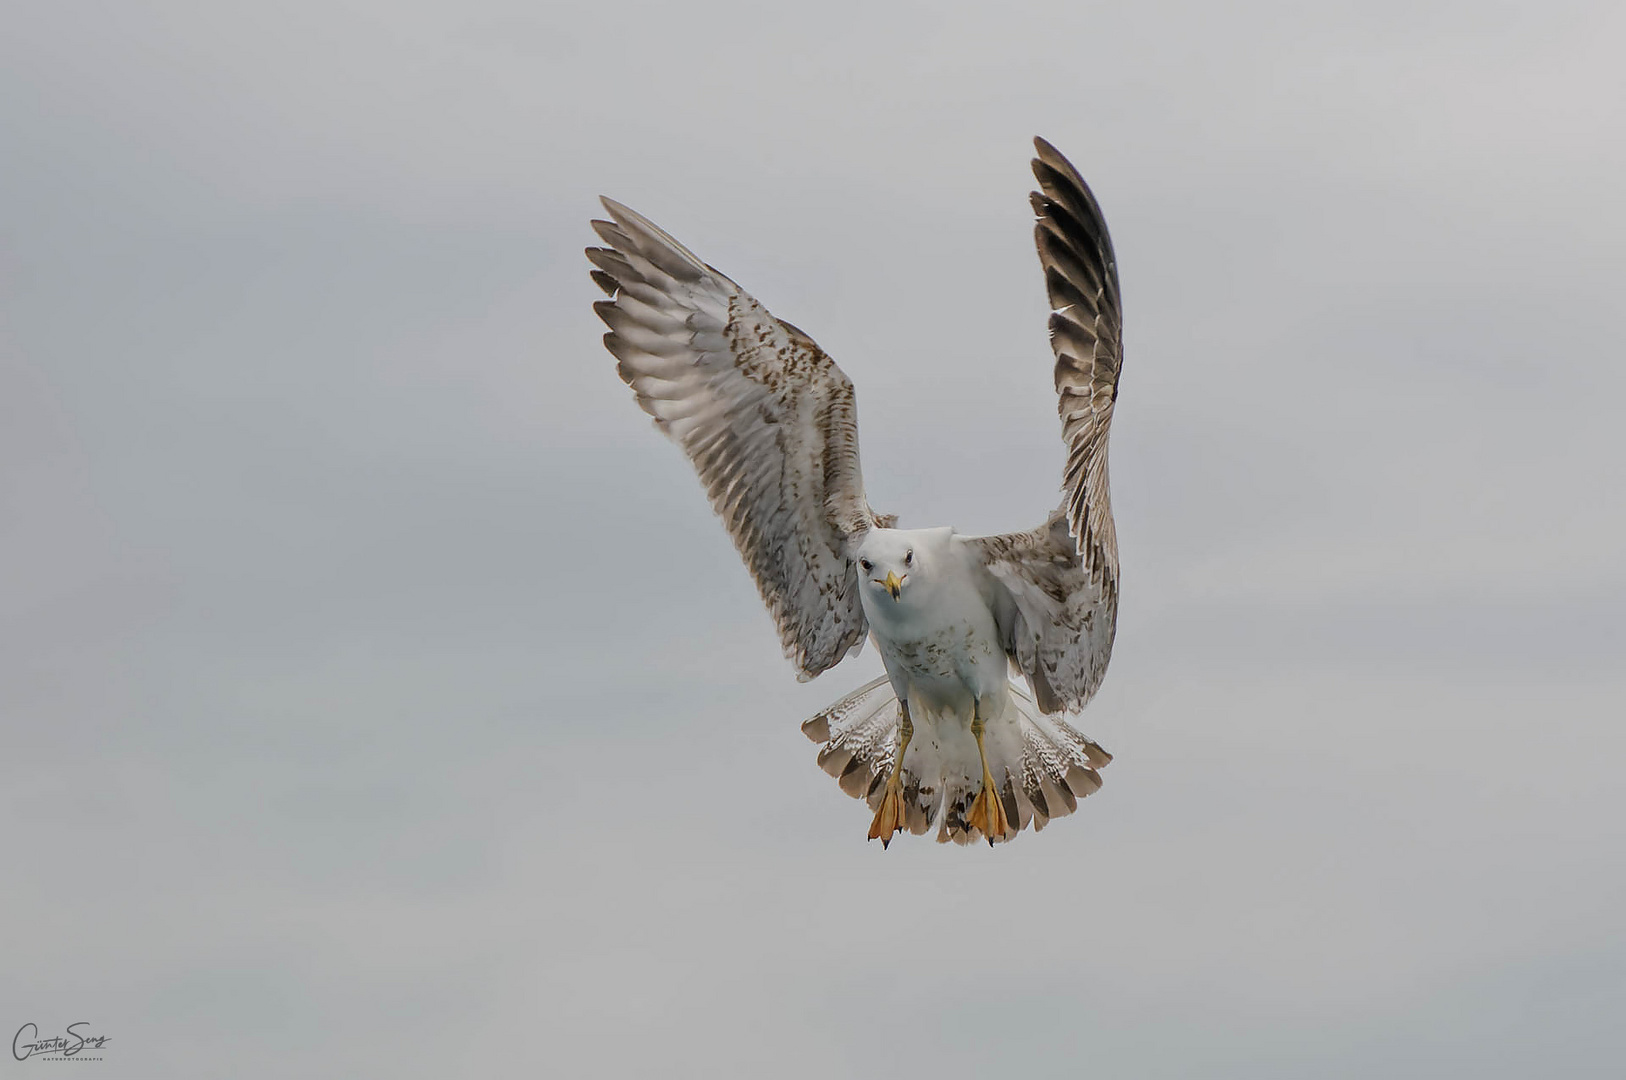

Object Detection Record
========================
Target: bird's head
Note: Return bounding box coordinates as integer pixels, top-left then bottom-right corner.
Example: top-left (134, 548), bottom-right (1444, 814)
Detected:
top-left (854, 528), bottom-right (950, 604)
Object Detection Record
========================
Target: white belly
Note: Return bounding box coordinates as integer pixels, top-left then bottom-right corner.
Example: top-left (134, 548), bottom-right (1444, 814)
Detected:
top-left (862, 576), bottom-right (1007, 722)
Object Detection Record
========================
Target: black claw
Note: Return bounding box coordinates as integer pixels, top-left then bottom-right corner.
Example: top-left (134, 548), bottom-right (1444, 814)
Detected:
top-left (881, 835), bottom-right (892, 850)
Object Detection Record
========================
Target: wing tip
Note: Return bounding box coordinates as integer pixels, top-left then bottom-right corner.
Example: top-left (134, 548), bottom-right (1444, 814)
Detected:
top-left (594, 197), bottom-right (710, 283)
top-left (1031, 136), bottom-right (1081, 184)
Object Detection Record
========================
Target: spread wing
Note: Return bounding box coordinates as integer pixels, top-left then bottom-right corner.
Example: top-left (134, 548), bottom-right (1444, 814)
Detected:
top-left (967, 138), bottom-right (1124, 714)
top-left (587, 198), bottom-right (888, 680)
top-left (968, 510), bottom-right (1117, 714)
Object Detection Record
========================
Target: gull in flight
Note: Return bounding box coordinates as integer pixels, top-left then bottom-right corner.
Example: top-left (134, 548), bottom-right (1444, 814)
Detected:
top-left (587, 138), bottom-right (1125, 846)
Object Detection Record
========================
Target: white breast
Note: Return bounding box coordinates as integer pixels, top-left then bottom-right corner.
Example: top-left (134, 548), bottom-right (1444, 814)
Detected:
top-left (861, 555), bottom-right (1007, 720)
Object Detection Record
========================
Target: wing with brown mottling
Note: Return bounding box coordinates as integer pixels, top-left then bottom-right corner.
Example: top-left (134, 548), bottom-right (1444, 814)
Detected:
top-left (965, 139), bottom-right (1125, 714)
top-left (1035, 136), bottom-right (1122, 592)
top-left (966, 511), bottom-right (1116, 714)
top-left (587, 198), bottom-right (885, 679)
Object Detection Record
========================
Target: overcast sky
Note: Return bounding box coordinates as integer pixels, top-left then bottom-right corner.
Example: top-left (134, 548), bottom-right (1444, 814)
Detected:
top-left (3, 1), bottom-right (1624, 1077)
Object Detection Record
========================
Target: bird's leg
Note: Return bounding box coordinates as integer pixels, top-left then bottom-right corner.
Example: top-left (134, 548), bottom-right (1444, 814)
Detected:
top-left (964, 698), bottom-right (1010, 846)
top-left (867, 699), bottom-right (913, 848)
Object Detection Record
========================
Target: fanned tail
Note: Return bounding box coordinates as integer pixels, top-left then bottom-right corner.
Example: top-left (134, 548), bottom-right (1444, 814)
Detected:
top-left (1001, 680), bottom-right (1113, 834)
top-left (801, 677), bottom-right (1111, 845)
top-left (800, 677), bottom-right (934, 837)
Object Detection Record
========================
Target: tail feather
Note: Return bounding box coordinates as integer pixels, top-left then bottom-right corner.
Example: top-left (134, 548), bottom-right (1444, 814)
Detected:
top-left (804, 676), bottom-right (895, 794)
top-left (802, 676), bottom-right (1111, 845)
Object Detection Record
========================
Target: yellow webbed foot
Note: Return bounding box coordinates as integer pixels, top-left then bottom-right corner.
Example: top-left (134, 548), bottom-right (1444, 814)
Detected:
top-left (965, 773), bottom-right (1011, 846)
top-left (966, 700), bottom-right (1011, 845)
top-left (867, 700), bottom-right (913, 849)
top-left (868, 782), bottom-right (905, 848)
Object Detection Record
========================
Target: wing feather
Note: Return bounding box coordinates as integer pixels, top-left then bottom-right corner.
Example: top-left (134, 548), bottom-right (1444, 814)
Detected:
top-left (965, 138), bottom-right (1125, 714)
top-left (1035, 137), bottom-right (1123, 588)
top-left (968, 511), bottom-right (1116, 714)
top-left (588, 198), bottom-right (885, 679)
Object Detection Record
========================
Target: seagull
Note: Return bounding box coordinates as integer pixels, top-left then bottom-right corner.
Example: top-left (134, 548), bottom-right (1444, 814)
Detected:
top-left (587, 138), bottom-right (1124, 846)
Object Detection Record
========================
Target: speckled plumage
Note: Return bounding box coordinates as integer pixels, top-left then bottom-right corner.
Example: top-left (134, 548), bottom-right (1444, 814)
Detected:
top-left (589, 138), bottom-right (1127, 844)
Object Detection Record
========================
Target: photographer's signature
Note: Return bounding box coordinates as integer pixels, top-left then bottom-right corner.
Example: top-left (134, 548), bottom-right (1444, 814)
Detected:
top-left (13, 1023), bottom-right (111, 1061)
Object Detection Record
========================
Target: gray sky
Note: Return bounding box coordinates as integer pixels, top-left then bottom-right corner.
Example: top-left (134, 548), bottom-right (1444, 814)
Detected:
top-left (4, 1), bottom-right (1624, 1076)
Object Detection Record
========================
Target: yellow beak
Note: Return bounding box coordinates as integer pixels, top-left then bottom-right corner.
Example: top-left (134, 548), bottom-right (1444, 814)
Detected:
top-left (882, 571), bottom-right (903, 600)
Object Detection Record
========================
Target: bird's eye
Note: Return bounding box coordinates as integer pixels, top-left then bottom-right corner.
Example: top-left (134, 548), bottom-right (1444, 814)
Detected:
top-left (904, 549), bottom-right (913, 566)
top-left (859, 559), bottom-right (872, 573)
